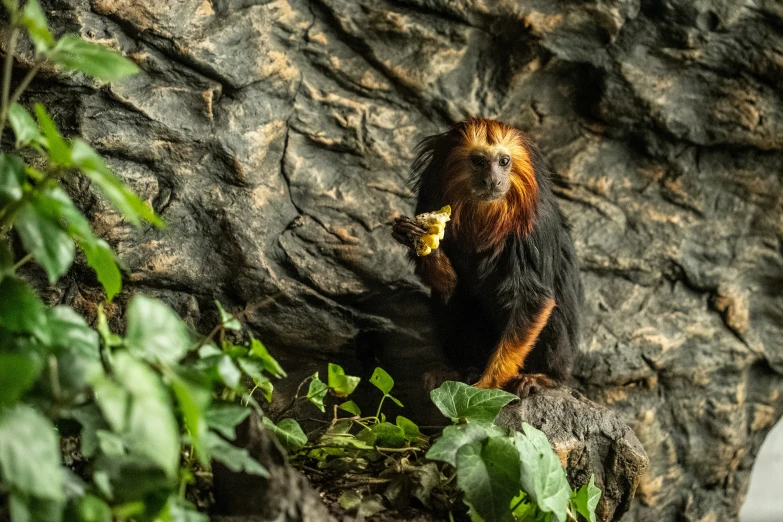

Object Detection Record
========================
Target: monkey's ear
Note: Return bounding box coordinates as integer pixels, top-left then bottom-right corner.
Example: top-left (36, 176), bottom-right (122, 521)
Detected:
top-left (409, 130), bottom-right (452, 190)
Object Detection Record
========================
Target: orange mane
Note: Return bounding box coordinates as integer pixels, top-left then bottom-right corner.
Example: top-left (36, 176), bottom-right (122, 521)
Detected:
top-left (412, 119), bottom-right (539, 252)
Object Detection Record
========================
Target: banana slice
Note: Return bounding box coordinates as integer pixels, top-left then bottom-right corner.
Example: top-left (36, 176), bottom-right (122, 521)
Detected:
top-left (413, 205), bottom-right (451, 256)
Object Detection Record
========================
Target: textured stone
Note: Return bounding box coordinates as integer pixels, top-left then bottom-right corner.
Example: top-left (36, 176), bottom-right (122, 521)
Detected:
top-left (15, 1), bottom-right (783, 521)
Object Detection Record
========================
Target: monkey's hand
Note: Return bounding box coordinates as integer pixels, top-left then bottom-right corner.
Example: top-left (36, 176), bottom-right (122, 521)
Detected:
top-left (392, 206), bottom-right (451, 256)
top-left (503, 373), bottom-right (558, 398)
top-left (392, 215), bottom-right (427, 251)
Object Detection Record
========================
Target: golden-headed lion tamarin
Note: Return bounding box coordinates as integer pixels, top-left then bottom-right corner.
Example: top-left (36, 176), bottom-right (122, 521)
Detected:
top-left (392, 118), bottom-right (583, 395)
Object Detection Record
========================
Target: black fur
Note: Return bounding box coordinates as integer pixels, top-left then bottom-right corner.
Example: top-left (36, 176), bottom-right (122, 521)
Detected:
top-left (411, 128), bottom-right (583, 383)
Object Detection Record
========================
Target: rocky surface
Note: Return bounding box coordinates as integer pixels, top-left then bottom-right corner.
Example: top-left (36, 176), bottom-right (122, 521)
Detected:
top-left (498, 387), bottom-right (649, 522)
top-left (10, 1), bottom-right (783, 521)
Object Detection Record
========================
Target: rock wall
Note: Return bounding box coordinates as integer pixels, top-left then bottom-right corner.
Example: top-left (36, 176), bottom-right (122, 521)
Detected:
top-left (17, 1), bottom-right (783, 521)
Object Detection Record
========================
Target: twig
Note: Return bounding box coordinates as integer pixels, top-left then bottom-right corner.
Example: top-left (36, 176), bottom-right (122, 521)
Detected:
top-left (11, 252), bottom-right (32, 271)
top-left (0, 25), bottom-right (19, 137)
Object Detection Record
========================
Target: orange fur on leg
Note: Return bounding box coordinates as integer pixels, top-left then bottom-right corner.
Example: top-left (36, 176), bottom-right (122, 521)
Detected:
top-left (474, 297), bottom-right (556, 389)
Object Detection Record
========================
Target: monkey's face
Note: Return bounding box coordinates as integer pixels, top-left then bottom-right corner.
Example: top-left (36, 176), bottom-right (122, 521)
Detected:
top-left (466, 147), bottom-right (512, 201)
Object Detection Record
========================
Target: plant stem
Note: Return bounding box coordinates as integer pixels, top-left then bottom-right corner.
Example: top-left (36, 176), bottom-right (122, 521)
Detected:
top-left (0, 25), bottom-right (19, 135)
top-left (0, 169), bottom-right (59, 228)
top-left (0, 58), bottom-right (45, 137)
top-left (11, 252), bottom-right (32, 271)
top-left (375, 394), bottom-right (386, 420)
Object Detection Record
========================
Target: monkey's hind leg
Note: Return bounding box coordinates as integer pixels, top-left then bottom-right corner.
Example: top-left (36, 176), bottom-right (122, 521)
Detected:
top-left (503, 373), bottom-right (557, 397)
top-left (474, 297), bottom-right (556, 391)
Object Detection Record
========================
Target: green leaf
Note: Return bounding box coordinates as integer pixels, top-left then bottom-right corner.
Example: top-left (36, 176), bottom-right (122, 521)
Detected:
top-left (164, 497), bottom-right (209, 522)
top-left (46, 306), bottom-right (100, 359)
top-left (0, 277), bottom-right (48, 340)
top-left (35, 104), bottom-right (70, 165)
top-left (70, 139), bottom-right (162, 227)
top-left (263, 417), bottom-right (307, 453)
top-left (396, 415), bottom-right (427, 445)
top-left (113, 352), bottom-right (180, 478)
top-left (125, 295), bottom-right (190, 365)
top-left (327, 363), bottom-right (360, 397)
top-left (66, 404), bottom-right (108, 458)
top-left (96, 430), bottom-right (124, 456)
top-left (217, 355), bottom-right (241, 388)
top-left (430, 381), bottom-right (518, 426)
top-left (339, 400), bottom-right (361, 416)
top-left (456, 438), bottom-right (520, 522)
top-left (249, 339), bottom-right (285, 378)
top-left (207, 432), bottom-right (269, 477)
top-left (514, 424), bottom-right (571, 522)
top-left (571, 475), bottom-right (601, 522)
top-left (0, 353), bottom-right (42, 406)
top-left (204, 404), bottom-right (251, 441)
top-left (369, 367), bottom-right (394, 395)
top-left (426, 423), bottom-right (489, 467)
top-left (96, 304), bottom-right (122, 348)
top-left (236, 358), bottom-right (274, 401)
top-left (49, 35), bottom-right (139, 82)
top-left (0, 405), bottom-right (64, 500)
top-left (0, 153), bottom-right (25, 207)
top-left (93, 378), bottom-right (128, 433)
top-left (22, 0), bottom-right (55, 53)
top-left (371, 422), bottom-right (406, 448)
top-left (388, 394), bottom-right (404, 408)
top-left (510, 493), bottom-right (536, 520)
top-left (215, 300), bottom-right (241, 330)
top-left (80, 238), bottom-right (122, 301)
top-left (307, 375), bottom-right (328, 413)
top-left (2, 0), bottom-right (19, 16)
top-left (8, 104), bottom-right (41, 149)
top-left (76, 494), bottom-right (112, 522)
top-left (170, 375), bottom-right (211, 465)
top-left (15, 197), bottom-right (75, 283)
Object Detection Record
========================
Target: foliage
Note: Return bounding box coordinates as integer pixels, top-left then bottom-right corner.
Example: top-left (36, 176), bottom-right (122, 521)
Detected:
top-left (0, 3), bottom-right (281, 521)
top-left (272, 365), bottom-right (602, 522)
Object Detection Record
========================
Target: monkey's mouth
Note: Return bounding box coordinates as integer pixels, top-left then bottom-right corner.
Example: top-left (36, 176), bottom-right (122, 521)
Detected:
top-left (475, 188), bottom-right (507, 201)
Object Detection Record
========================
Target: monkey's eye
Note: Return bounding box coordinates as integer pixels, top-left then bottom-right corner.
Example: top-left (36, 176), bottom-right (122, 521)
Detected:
top-left (499, 156), bottom-right (510, 167)
top-left (470, 156), bottom-right (485, 167)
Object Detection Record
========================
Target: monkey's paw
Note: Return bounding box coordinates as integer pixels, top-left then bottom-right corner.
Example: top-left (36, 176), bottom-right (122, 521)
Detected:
top-left (504, 373), bottom-right (558, 398)
top-left (392, 215), bottom-right (427, 250)
top-left (392, 206), bottom-right (451, 256)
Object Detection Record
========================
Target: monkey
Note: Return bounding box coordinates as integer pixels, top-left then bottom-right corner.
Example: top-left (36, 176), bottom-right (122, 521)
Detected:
top-left (391, 118), bottom-right (582, 396)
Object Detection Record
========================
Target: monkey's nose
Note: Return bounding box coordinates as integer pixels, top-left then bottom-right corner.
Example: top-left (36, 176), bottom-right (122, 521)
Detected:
top-left (483, 178), bottom-right (502, 189)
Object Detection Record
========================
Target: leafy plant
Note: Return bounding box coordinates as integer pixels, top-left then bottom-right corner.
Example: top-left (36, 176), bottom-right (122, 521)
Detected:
top-left (270, 364), bottom-right (602, 522)
top-left (0, 2), bottom-right (282, 520)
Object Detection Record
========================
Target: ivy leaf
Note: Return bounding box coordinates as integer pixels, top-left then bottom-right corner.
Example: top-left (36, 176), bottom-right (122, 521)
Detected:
top-left (0, 405), bottom-right (64, 500)
top-left (307, 374), bottom-right (328, 412)
top-left (456, 438), bottom-right (520, 522)
top-left (215, 300), bottom-right (240, 331)
top-left (263, 417), bottom-right (307, 453)
top-left (0, 153), bottom-right (25, 207)
top-left (369, 367), bottom-right (394, 395)
top-left (0, 353), bottom-right (42, 407)
top-left (76, 494), bottom-right (112, 522)
top-left (48, 35), bottom-right (139, 82)
top-left (71, 139), bottom-right (162, 228)
top-left (21, 0), bottom-right (55, 53)
top-left (339, 400), bottom-right (361, 416)
top-left (430, 381), bottom-right (517, 426)
top-left (46, 306), bottom-right (100, 359)
top-left (396, 415), bottom-right (427, 445)
top-left (113, 352), bottom-right (180, 478)
top-left (204, 404), bottom-right (251, 441)
top-left (80, 238), bottom-right (122, 301)
top-left (327, 363), bottom-right (360, 397)
top-left (15, 195), bottom-right (75, 283)
top-left (164, 496), bottom-right (209, 522)
top-left (125, 295), bottom-right (190, 365)
top-left (0, 277), bottom-right (48, 341)
top-left (371, 422), bottom-right (406, 448)
top-left (216, 355), bottom-right (241, 388)
top-left (426, 423), bottom-right (489, 467)
top-left (34, 104), bottom-right (70, 166)
top-left (514, 424), bottom-right (571, 522)
top-left (170, 374), bottom-right (211, 465)
top-left (207, 432), bottom-right (268, 477)
top-left (249, 339), bottom-right (285, 378)
top-left (570, 475), bottom-right (601, 522)
top-left (8, 104), bottom-right (41, 149)
top-left (236, 358), bottom-right (274, 401)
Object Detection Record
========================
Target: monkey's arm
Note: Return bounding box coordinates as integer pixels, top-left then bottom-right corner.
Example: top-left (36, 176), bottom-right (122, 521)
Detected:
top-left (392, 215), bottom-right (457, 297)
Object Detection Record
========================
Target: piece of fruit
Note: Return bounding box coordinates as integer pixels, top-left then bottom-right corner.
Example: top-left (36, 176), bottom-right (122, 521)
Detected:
top-left (412, 205), bottom-right (451, 256)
